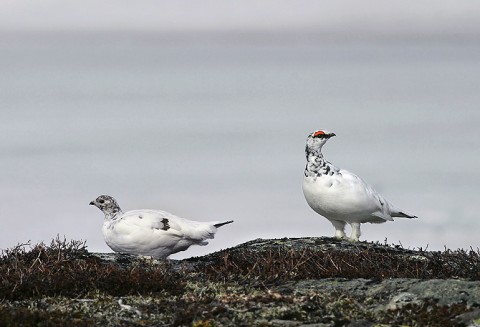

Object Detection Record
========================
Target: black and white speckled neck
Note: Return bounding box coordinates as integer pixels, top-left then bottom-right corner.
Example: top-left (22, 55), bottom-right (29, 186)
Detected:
top-left (304, 143), bottom-right (339, 178)
top-left (104, 207), bottom-right (123, 221)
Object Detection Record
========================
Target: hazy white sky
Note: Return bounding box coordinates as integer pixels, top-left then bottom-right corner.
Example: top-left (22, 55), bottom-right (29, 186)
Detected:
top-left (1, 0), bottom-right (479, 255)
top-left (1, 0), bottom-right (480, 38)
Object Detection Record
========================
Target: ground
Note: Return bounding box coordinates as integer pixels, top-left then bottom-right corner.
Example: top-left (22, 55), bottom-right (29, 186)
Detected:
top-left (0, 237), bottom-right (479, 326)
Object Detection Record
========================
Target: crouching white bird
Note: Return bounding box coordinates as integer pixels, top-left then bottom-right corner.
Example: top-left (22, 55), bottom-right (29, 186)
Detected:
top-left (89, 195), bottom-right (233, 258)
top-left (302, 130), bottom-right (416, 241)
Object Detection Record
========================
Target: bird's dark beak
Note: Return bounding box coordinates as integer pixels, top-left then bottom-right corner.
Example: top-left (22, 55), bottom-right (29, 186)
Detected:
top-left (328, 133), bottom-right (336, 138)
top-left (89, 201), bottom-right (95, 206)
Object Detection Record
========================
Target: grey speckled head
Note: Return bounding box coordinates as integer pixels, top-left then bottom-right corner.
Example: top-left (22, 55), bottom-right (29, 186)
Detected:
top-left (306, 129), bottom-right (336, 151)
top-left (89, 195), bottom-right (123, 218)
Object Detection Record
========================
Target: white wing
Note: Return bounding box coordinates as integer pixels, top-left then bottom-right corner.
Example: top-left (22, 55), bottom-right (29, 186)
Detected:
top-left (337, 169), bottom-right (394, 220)
top-left (305, 167), bottom-right (396, 222)
top-left (103, 209), bottom-right (220, 257)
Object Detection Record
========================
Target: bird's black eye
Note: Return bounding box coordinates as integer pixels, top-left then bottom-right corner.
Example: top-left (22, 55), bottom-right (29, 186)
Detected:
top-left (98, 199), bottom-right (105, 204)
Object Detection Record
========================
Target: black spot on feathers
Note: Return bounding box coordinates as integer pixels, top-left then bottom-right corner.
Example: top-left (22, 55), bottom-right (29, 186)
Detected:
top-left (161, 218), bottom-right (170, 231)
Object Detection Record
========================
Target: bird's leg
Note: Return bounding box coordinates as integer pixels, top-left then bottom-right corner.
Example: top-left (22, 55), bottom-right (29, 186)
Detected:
top-left (330, 220), bottom-right (346, 239)
top-left (349, 223), bottom-right (361, 241)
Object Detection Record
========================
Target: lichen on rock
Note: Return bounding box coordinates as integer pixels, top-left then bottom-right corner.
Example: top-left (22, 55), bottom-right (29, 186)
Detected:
top-left (0, 237), bottom-right (479, 326)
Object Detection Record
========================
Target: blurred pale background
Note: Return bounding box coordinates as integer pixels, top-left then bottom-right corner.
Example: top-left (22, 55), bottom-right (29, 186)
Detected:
top-left (1, 1), bottom-right (479, 258)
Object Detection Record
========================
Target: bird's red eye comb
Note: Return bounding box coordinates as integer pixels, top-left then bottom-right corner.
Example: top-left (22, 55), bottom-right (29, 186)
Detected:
top-left (313, 130), bottom-right (326, 137)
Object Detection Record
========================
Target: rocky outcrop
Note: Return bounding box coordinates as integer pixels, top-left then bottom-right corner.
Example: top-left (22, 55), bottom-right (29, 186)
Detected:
top-left (1, 237), bottom-right (479, 326)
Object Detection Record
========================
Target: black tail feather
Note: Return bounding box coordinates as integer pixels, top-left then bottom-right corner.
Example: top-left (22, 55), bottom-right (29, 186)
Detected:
top-left (397, 212), bottom-right (418, 219)
top-left (214, 220), bottom-right (234, 228)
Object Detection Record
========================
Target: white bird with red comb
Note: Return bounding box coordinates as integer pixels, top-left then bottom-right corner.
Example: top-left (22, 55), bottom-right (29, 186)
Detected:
top-left (302, 129), bottom-right (416, 241)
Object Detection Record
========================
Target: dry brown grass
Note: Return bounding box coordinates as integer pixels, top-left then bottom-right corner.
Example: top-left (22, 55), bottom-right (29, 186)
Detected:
top-left (0, 237), bottom-right (479, 326)
top-left (199, 240), bottom-right (480, 283)
top-left (2, 237), bottom-right (479, 302)
top-left (0, 237), bottom-right (183, 301)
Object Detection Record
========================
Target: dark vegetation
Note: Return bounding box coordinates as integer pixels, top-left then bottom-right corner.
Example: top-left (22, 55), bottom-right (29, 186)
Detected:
top-left (0, 237), bottom-right (479, 326)
top-left (196, 238), bottom-right (480, 282)
top-left (0, 237), bottom-right (183, 300)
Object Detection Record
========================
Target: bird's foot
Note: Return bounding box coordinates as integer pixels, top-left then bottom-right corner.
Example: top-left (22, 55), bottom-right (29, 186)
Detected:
top-left (349, 223), bottom-right (361, 242)
top-left (334, 232), bottom-right (346, 239)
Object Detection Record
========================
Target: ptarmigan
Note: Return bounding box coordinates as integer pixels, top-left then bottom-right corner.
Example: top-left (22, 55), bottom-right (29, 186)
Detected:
top-left (302, 130), bottom-right (416, 241)
top-left (90, 195), bottom-right (233, 258)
